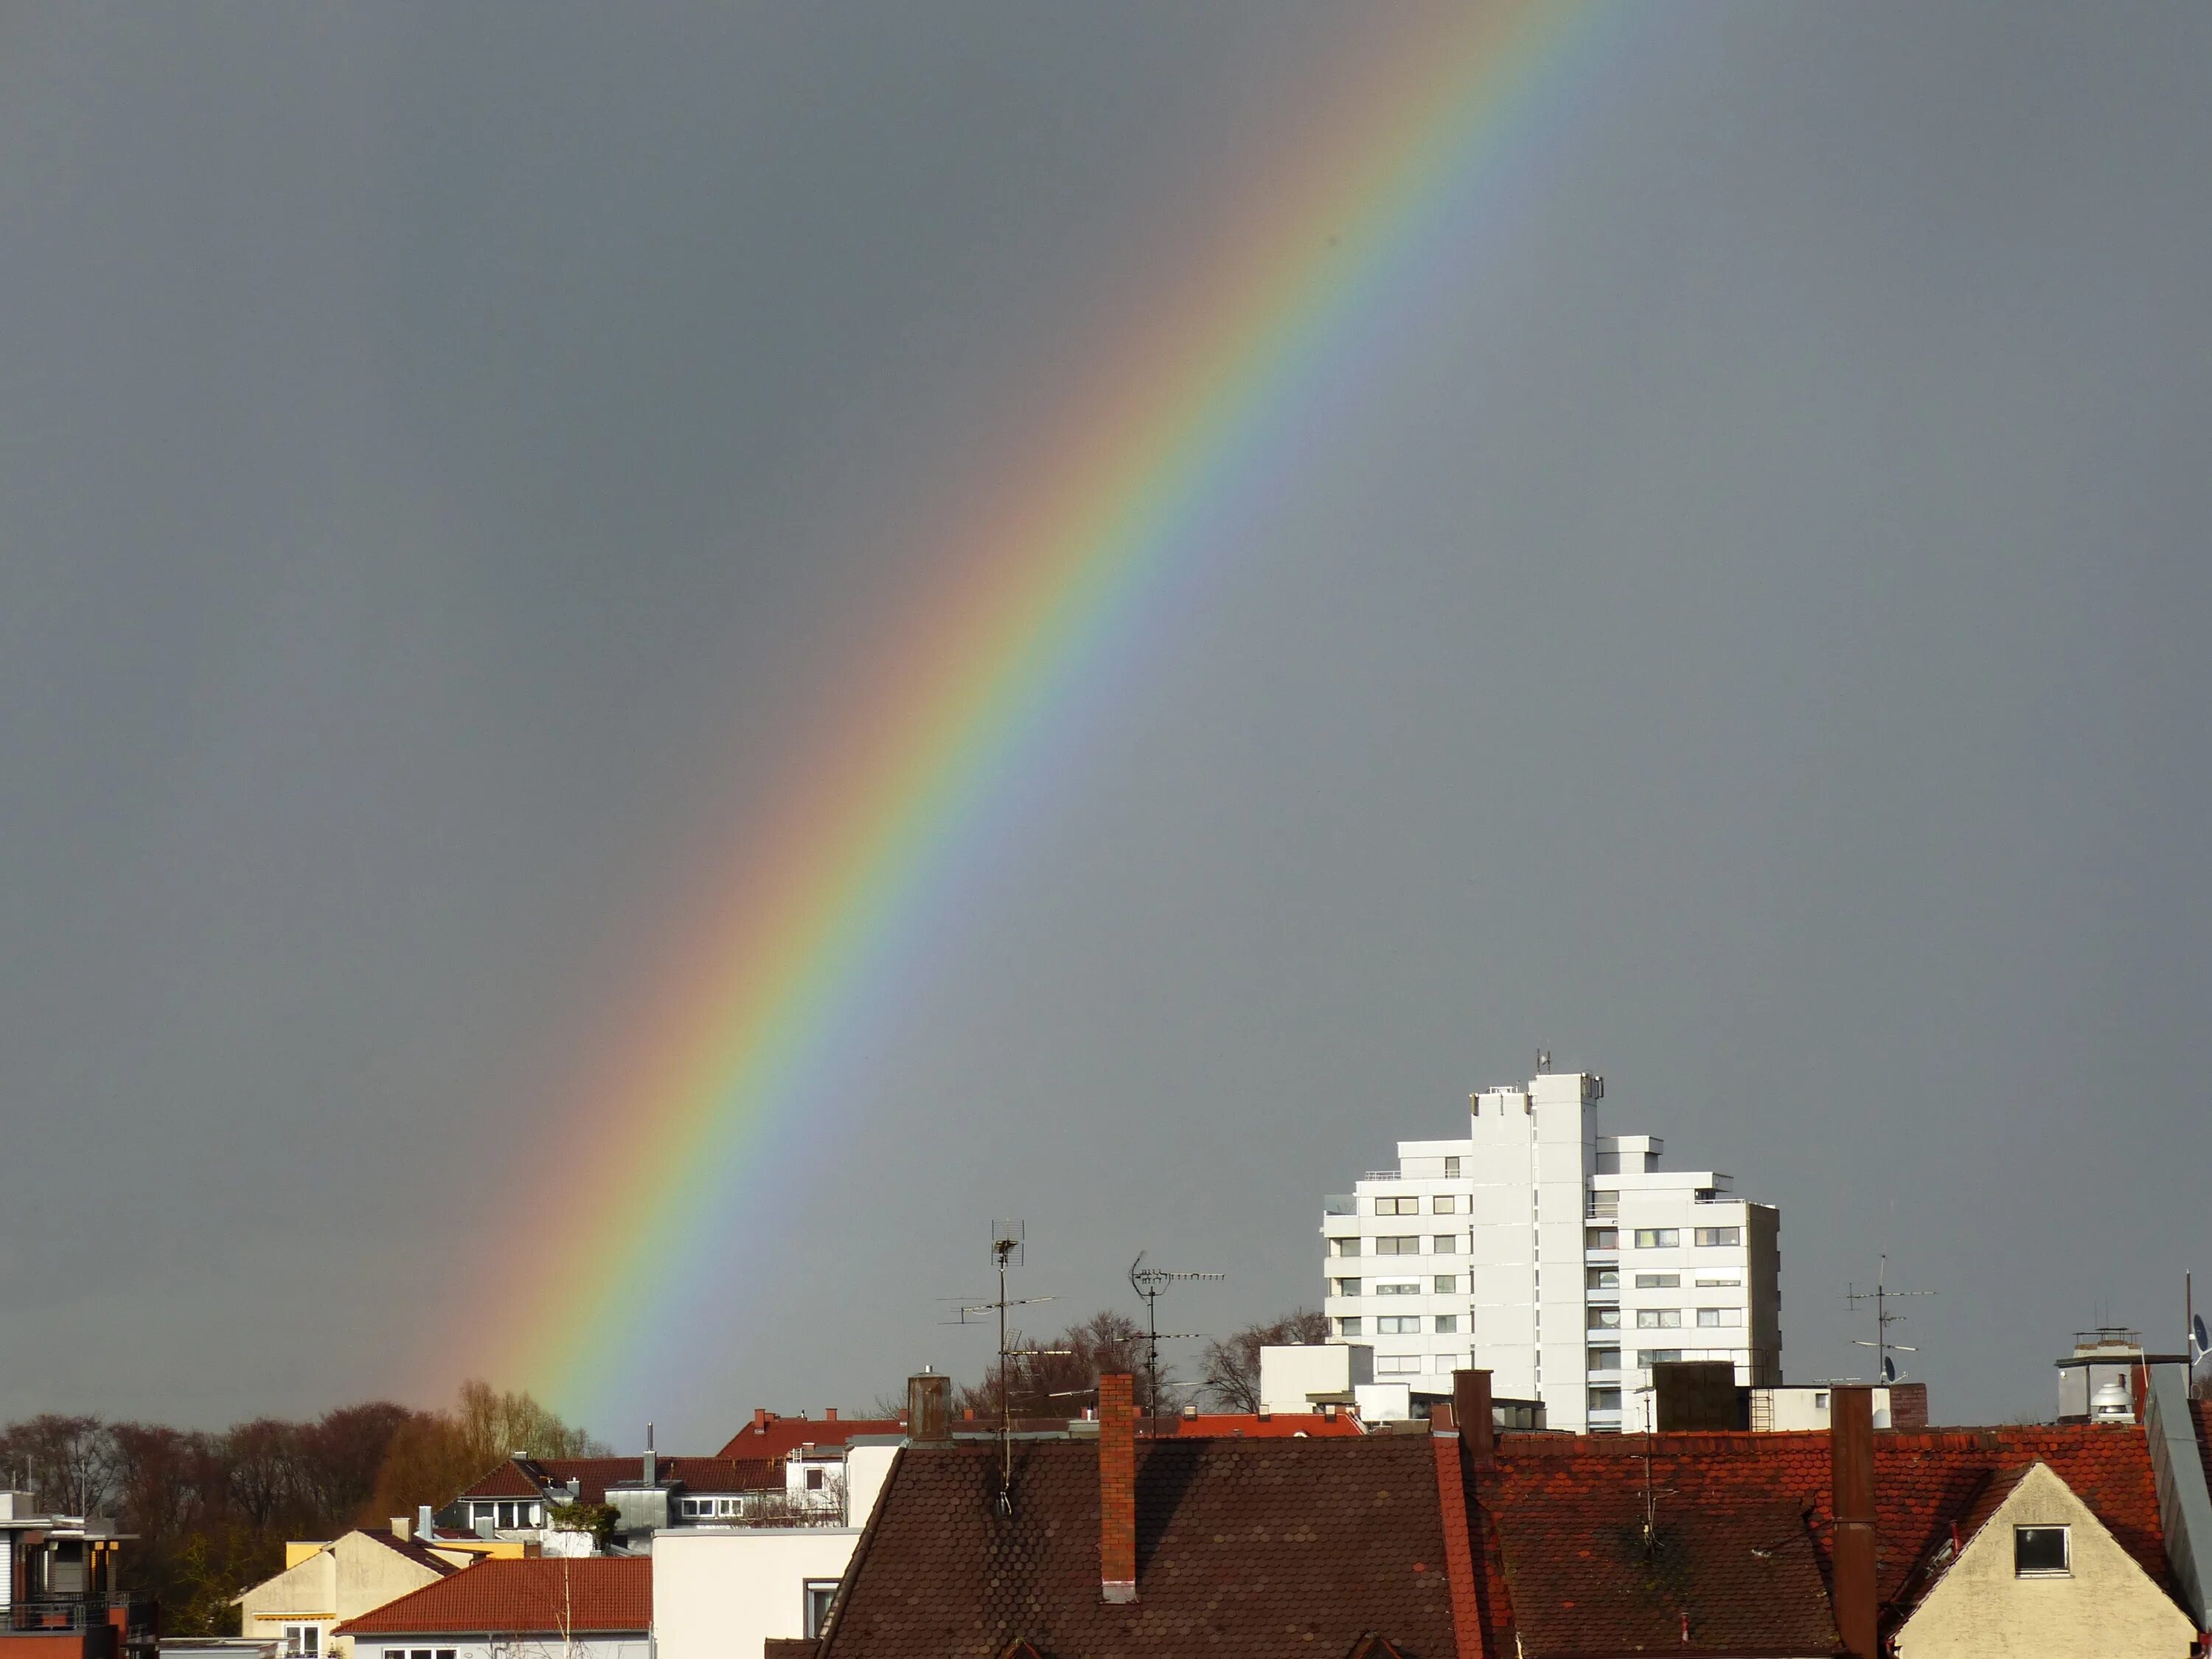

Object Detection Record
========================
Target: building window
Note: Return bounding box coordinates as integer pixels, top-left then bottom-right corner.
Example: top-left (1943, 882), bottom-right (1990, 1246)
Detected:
top-left (1636, 1308), bottom-right (1682, 1329)
top-left (1332, 1278), bottom-right (1361, 1297)
top-left (804, 1580), bottom-right (839, 1638)
top-left (1642, 1349), bottom-right (1683, 1366)
top-left (1588, 1347), bottom-right (1621, 1372)
top-left (283, 1628), bottom-right (319, 1657)
top-left (1587, 1388), bottom-right (1622, 1411)
top-left (1585, 1227), bottom-right (1618, 1251)
top-left (1633, 1228), bottom-right (1680, 1249)
top-left (1588, 1308), bottom-right (1621, 1330)
top-left (1587, 1189), bottom-right (1620, 1218)
top-left (2015, 1526), bottom-right (2070, 1576)
top-left (1434, 1315), bottom-right (1458, 1334)
top-left (1376, 1315), bottom-right (1420, 1335)
top-left (1695, 1226), bottom-right (1742, 1247)
top-left (472, 1503), bottom-right (495, 1526)
top-left (1434, 1275), bottom-right (1456, 1294)
top-left (1587, 1267), bottom-right (1619, 1290)
top-left (1696, 1307), bottom-right (1743, 1328)
top-left (805, 1467), bottom-right (827, 1492)
top-left (1336, 1317), bottom-right (1363, 1338)
top-left (1376, 1281), bottom-right (1419, 1295)
top-left (1432, 1194), bottom-right (1458, 1214)
top-left (1814, 1391), bottom-right (1829, 1409)
top-left (1377, 1196), bottom-right (1419, 1215)
top-left (1634, 1273), bottom-right (1679, 1289)
top-left (1376, 1235), bottom-right (1419, 1254)
top-left (1444, 1156), bottom-right (1461, 1178)
top-left (1432, 1235), bottom-right (1458, 1253)
top-left (1329, 1237), bottom-right (1360, 1257)
top-left (1376, 1355), bottom-right (1422, 1375)
top-left (1694, 1277), bottom-right (1742, 1288)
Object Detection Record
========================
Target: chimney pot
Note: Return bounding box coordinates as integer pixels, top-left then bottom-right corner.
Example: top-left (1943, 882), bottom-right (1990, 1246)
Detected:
top-left (824, 1408), bottom-right (838, 1422)
top-left (1099, 1373), bottom-right (1138, 1603)
top-left (1453, 1370), bottom-right (1495, 1467)
top-left (417, 1504), bottom-right (434, 1540)
top-left (752, 1408), bottom-right (770, 1430)
top-left (1831, 1385), bottom-right (1878, 1659)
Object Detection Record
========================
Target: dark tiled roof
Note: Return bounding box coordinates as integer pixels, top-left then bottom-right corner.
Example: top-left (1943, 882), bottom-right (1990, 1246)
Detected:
top-left (719, 1416), bottom-right (905, 1461)
top-left (358, 1528), bottom-right (461, 1577)
top-left (818, 1436), bottom-right (1465, 1659)
top-left (762, 1644), bottom-right (818, 1659)
top-left (1170, 1413), bottom-right (1366, 1439)
top-left (335, 1557), bottom-right (650, 1635)
top-left (459, 1455), bottom-right (782, 1506)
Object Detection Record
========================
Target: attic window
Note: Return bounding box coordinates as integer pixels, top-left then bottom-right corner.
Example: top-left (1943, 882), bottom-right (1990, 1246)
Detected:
top-left (2014, 1526), bottom-right (2070, 1576)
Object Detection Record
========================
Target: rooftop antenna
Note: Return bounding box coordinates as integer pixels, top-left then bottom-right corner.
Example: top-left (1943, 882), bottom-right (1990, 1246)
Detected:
top-left (1128, 1253), bottom-right (1223, 1427)
top-left (945, 1220), bottom-right (1068, 1514)
top-left (1846, 1254), bottom-right (1933, 1385)
top-left (1536, 1047), bottom-right (1552, 1074)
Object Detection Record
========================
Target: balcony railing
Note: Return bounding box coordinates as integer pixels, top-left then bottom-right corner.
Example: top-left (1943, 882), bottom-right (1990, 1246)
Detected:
top-left (7, 1596), bottom-right (154, 1634)
top-left (1322, 1194), bottom-right (1356, 1214)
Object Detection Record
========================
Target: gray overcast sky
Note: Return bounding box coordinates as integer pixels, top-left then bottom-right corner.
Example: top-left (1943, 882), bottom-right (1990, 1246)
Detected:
top-left (3, 1), bottom-right (2208, 1444)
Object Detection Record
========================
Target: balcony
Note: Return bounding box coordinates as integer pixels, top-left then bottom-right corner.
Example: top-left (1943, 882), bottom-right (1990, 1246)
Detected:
top-left (1322, 1194), bottom-right (1357, 1215)
top-left (7, 1596), bottom-right (156, 1635)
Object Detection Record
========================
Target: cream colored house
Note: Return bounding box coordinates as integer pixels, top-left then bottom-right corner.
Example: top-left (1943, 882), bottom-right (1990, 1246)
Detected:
top-left (237, 1528), bottom-right (476, 1659)
top-left (1891, 1460), bottom-right (2196, 1659)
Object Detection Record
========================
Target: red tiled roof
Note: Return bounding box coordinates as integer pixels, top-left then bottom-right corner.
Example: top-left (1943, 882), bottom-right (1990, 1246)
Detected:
top-left (335, 1558), bottom-right (650, 1636)
top-left (818, 1435), bottom-right (1464, 1658)
top-left (718, 1415), bottom-right (904, 1461)
top-left (458, 1455), bottom-right (782, 1506)
top-left (1170, 1412), bottom-right (1366, 1439)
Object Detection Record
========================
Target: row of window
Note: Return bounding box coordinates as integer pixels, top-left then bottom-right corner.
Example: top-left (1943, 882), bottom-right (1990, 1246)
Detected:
top-left (380, 1649), bottom-right (457, 1659)
top-left (1373, 1194), bottom-right (1465, 1214)
top-left (467, 1501), bottom-right (543, 1529)
top-left (1332, 1276), bottom-right (1459, 1297)
top-left (1336, 1315), bottom-right (1459, 1337)
top-left (1585, 1225), bottom-right (1742, 1250)
top-left (1587, 1347), bottom-right (1724, 1372)
top-left (1327, 1234), bottom-right (1462, 1257)
top-left (1585, 1270), bottom-right (1745, 1290)
top-left (1587, 1307), bottom-right (1745, 1330)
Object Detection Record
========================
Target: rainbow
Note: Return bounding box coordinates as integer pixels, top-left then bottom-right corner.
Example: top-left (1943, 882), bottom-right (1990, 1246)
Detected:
top-left (472, 0), bottom-right (1604, 1412)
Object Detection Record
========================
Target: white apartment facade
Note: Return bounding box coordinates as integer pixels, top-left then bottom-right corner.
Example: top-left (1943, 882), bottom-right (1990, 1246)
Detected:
top-left (1321, 1065), bottom-right (1780, 1433)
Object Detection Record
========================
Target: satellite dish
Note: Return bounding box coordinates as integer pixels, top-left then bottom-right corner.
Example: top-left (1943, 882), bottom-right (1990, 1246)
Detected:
top-left (1881, 1355), bottom-right (1898, 1384)
top-left (2192, 1315), bottom-right (2210, 1363)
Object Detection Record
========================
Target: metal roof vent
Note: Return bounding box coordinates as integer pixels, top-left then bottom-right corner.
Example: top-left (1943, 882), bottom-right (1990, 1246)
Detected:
top-left (2091, 1375), bottom-right (2135, 1424)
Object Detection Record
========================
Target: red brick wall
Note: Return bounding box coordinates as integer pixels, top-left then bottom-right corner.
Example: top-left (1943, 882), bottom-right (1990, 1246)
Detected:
top-left (1099, 1372), bottom-right (1136, 1601)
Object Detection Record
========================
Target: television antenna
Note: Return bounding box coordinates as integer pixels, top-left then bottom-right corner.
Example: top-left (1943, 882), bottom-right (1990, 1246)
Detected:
top-left (1128, 1253), bottom-right (1223, 1426)
top-left (943, 1220), bottom-right (1068, 1514)
top-left (1846, 1254), bottom-right (1933, 1384)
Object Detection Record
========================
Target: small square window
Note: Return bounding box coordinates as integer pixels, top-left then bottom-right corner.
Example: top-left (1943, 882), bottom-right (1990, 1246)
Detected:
top-left (1443, 1156), bottom-right (1461, 1178)
top-left (1587, 1347), bottom-right (1621, 1371)
top-left (1587, 1267), bottom-right (1619, 1290)
top-left (1585, 1227), bottom-right (1618, 1251)
top-left (1434, 1275), bottom-right (1455, 1294)
top-left (1588, 1308), bottom-right (1621, 1330)
top-left (805, 1467), bottom-right (826, 1491)
top-left (1332, 1277), bottom-right (1361, 1297)
top-left (1434, 1315), bottom-right (1458, 1334)
top-left (2015, 1526), bottom-right (2070, 1576)
top-left (1432, 1194), bottom-right (1457, 1214)
top-left (1336, 1316), bottom-right (1363, 1338)
top-left (1432, 1235), bottom-right (1458, 1253)
top-left (1587, 1388), bottom-right (1622, 1411)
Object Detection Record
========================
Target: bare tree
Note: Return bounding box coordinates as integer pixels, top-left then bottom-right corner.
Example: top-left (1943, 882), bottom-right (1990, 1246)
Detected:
top-left (1197, 1309), bottom-right (1330, 1413)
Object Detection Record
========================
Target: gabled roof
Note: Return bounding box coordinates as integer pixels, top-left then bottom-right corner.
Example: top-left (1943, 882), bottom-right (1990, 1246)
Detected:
top-left (457, 1455), bottom-right (782, 1506)
top-left (817, 1434), bottom-right (1465, 1659)
top-left (358, 1528), bottom-right (462, 1578)
top-left (334, 1558), bottom-right (650, 1636)
top-left (719, 1415), bottom-right (905, 1461)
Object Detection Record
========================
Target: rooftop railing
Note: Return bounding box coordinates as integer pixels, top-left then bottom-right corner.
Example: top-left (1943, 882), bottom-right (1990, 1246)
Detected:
top-left (1321, 1194), bottom-right (1356, 1214)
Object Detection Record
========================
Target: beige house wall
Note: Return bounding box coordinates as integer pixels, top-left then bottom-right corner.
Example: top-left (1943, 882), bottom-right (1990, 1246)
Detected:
top-left (1893, 1460), bottom-right (2194, 1659)
top-left (240, 1534), bottom-right (458, 1659)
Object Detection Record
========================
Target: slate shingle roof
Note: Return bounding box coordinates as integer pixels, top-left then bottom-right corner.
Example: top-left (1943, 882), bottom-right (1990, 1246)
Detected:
top-left (817, 1435), bottom-right (1466, 1659)
top-left (334, 1557), bottom-right (650, 1636)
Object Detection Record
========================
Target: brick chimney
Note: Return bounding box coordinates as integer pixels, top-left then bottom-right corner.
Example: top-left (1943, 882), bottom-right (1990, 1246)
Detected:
top-left (1453, 1369), bottom-right (1495, 1467)
top-left (1830, 1385), bottom-right (1877, 1659)
top-left (907, 1373), bottom-right (950, 1444)
top-left (752, 1407), bottom-right (771, 1430)
top-left (824, 1408), bottom-right (838, 1422)
top-left (1099, 1371), bottom-right (1138, 1603)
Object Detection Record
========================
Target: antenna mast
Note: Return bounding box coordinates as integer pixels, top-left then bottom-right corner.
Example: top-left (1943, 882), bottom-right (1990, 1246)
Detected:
top-left (1846, 1253), bottom-right (1935, 1382)
top-left (1127, 1253), bottom-right (1223, 1427)
top-left (945, 1220), bottom-right (1066, 1514)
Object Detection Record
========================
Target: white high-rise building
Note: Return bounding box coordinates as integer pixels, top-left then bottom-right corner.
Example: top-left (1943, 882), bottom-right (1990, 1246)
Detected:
top-left (1319, 1063), bottom-right (1780, 1433)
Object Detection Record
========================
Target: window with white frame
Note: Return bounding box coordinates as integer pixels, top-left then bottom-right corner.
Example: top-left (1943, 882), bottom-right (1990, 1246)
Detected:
top-left (1431, 1234), bottom-right (1458, 1253)
top-left (1332, 1277), bottom-right (1361, 1297)
top-left (1694, 1226), bottom-right (1742, 1247)
top-left (1433, 1315), bottom-right (1458, 1334)
top-left (1634, 1228), bottom-right (1680, 1248)
top-left (1588, 1308), bottom-right (1621, 1330)
top-left (1695, 1277), bottom-right (1742, 1288)
top-left (1376, 1355), bottom-right (1421, 1375)
top-left (1375, 1196), bottom-right (1419, 1215)
top-left (1376, 1280), bottom-right (1419, 1295)
top-left (1329, 1236), bottom-right (1360, 1256)
top-left (1443, 1156), bottom-right (1461, 1178)
top-left (1642, 1349), bottom-right (1683, 1366)
top-left (1336, 1316), bottom-right (1363, 1337)
top-left (1587, 1267), bottom-right (1619, 1290)
top-left (1376, 1236), bottom-right (1419, 1254)
top-left (1586, 1227), bottom-right (1618, 1251)
top-left (1636, 1309), bottom-right (1682, 1329)
top-left (1434, 1275), bottom-right (1456, 1294)
top-left (283, 1627), bottom-right (319, 1657)
top-left (1376, 1315), bottom-right (1420, 1335)
top-left (1635, 1273), bottom-right (1679, 1289)
top-left (1696, 1307), bottom-right (1743, 1327)
top-left (1432, 1194), bottom-right (1458, 1214)
top-left (1588, 1347), bottom-right (1621, 1371)
top-left (804, 1581), bottom-right (840, 1638)
top-left (1587, 1388), bottom-right (1621, 1411)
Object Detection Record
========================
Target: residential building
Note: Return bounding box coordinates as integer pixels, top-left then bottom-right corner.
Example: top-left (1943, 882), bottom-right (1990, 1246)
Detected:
top-left (234, 1528), bottom-right (472, 1659)
top-left (1321, 1061), bottom-right (1780, 1433)
top-left (2055, 1328), bottom-right (2188, 1425)
top-left (714, 1412), bottom-right (902, 1464)
top-left (332, 1559), bottom-right (647, 1659)
top-left (796, 1368), bottom-right (2212, 1659)
top-left (0, 1491), bottom-right (154, 1659)
top-left (450, 1455), bottom-right (781, 1552)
